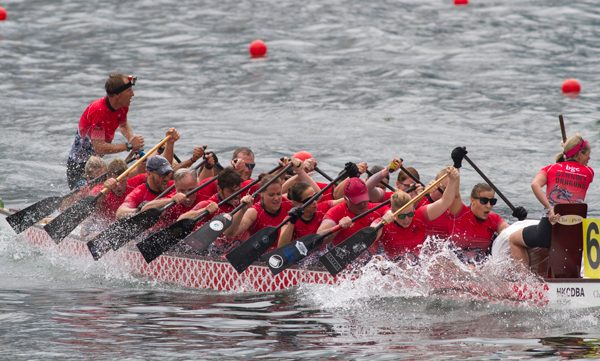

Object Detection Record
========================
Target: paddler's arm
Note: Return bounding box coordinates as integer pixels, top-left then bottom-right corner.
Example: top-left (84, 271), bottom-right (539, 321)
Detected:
top-left (161, 128), bottom-right (180, 165)
top-left (223, 195), bottom-right (254, 237)
top-left (531, 171), bottom-right (551, 210)
top-left (230, 201), bottom-right (257, 237)
top-left (365, 168), bottom-right (387, 202)
top-left (317, 216), bottom-right (353, 244)
top-left (278, 222), bottom-right (295, 248)
top-left (425, 167), bottom-right (459, 221)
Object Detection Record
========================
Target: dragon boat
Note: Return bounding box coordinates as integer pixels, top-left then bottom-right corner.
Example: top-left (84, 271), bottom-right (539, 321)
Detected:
top-left (2, 205), bottom-right (600, 309)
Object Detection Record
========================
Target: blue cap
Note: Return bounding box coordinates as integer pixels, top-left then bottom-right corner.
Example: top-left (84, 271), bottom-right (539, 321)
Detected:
top-left (146, 155), bottom-right (173, 176)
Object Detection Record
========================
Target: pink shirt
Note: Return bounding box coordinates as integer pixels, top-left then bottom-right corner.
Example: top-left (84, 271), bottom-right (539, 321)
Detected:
top-left (542, 161), bottom-right (594, 206)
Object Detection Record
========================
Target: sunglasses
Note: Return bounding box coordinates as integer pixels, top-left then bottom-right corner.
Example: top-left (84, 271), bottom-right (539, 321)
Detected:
top-left (437, 187), bottom-right (445, 194)
top-left (245, 163), bottom-right (256, 170)
top-left (397, 212), bottom-right (414, 220)
top-left (474, 196), bottom-right (497, 206)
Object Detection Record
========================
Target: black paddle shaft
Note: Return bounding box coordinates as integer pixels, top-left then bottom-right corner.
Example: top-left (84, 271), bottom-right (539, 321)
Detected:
top-left (136, 164), bottom-right (287, 263)
top-left (462, 154), bottom-right (516, 211)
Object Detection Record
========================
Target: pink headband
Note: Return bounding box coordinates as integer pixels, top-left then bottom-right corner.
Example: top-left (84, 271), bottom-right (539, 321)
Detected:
top-left (564, 139), bottom-right (588, 158)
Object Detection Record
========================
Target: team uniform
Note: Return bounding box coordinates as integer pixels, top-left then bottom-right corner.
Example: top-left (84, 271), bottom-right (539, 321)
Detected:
top-left (316, 182), bottom-right (336, 203)
top-left (291, 201), bottom-right (335, 240)
top-left (67, 97), bottom-right (128, 189)
top-left (90, 180), bottom-right (137, 222)
top-left (246, 199), bottom-right (293, 252)
top-left (323, 202), bottom-right (387, 253)
top-left (121, 180), bottom-right (175, 210)
top-left (523, 161), bottom-right (594, 248)
top-left (447, 203), bottom-right (504, 263)
top-left (380, 206), bottom-right (428, 260)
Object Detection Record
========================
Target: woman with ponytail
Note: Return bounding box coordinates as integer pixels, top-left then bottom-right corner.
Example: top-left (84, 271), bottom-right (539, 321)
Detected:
top-left (509, 135), bottom-right (593, 265)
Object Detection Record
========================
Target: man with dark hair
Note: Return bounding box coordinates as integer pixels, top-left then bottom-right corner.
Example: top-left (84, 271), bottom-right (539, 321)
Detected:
top-left (66, 73), bottom-right (145, 189)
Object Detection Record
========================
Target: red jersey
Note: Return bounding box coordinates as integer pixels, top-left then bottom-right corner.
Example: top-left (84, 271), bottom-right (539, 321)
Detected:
top-left (127, 173), bottom-right (148, 189)
top-left (121, 181), bottom-right (174, 209)
top-left (380, 206), bottom-right (428, 259)
top-left (424, 209), bottom-right (453, 239)
top-left (157, 193), bottom-right (204, 228)
top-left (316, 182), bottom-right (336, 202)
top-left (90, 180), bottom-right (136, 221)
top-left (542, 161), bottom-right (594, 206)
top-left (248, 199), bottom-right (293, 236)
top-left (78, 97), bottom-right (128, 143)
top-left (323, 202), bottom-right (387, 252)
top-left (448, 203), bottom-right (504, 250)
top-left (195, 176), bottom-right (219, 202)
top-left (292, 201), bottom-right (334, 239)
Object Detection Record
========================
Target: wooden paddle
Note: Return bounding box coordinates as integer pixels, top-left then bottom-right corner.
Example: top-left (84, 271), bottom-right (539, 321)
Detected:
top-left (4, 152), bottom-right (144, 235)
top-left (86, 161), bottom-right (211, 260)
top-left (320, 174), bottom-right (449, 276)
top-left (559, 114), bottom-right (567, 143)
top-left (43, 136), bottom-right (171, 243)
top-left (462, 154), bottom-right (528, 220)
top-left (136, 164), bottom-right (289, 264)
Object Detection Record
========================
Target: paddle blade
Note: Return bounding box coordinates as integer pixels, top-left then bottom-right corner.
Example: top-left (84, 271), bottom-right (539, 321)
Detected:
top-left (86, 208), bottom-right (163, 260)
top-left (226, 227), bottom-right (279, 274)
top-left (6, 196), bottom-right (63, 234)
top-left (110, 208), bottom-right (163, 251)
top-left (265, 234), bottom-right (323, 276)
top-left (136, 218), bottom-right (196, 264)
top-left (319, 227), bottom-right (378, 276)
top-left (43, 195), bottom-right (98, 243)
top-left (181, 213), bottom-right (233, 252)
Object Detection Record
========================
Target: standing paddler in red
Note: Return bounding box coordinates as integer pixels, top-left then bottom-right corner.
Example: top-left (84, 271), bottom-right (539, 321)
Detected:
top-left (67, 73), bottom-right (146, 190)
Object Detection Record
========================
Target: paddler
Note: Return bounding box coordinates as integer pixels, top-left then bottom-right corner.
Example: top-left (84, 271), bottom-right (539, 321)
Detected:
top-left (66, 73), bottom-right (145, 189)
top-left (509, 135), bottom-right (594, 265)
top-left (370, 166), bottom-right (460, 261)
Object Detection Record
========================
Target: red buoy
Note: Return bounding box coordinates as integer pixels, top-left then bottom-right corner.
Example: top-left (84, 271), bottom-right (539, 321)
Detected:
top-left (562, 79), bottom-right (581, 95)
top-left (249, 40), bottom-right (267, 58)
top-left (454, 0), bottom-right (468, 5)
top-left (0, 7), bottom-right (7, 21)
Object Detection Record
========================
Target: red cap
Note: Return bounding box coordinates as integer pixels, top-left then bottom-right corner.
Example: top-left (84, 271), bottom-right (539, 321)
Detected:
top-left (344, 178), bottom-right (369, 204)
top-left (292, 151), bottom-right (313, 162)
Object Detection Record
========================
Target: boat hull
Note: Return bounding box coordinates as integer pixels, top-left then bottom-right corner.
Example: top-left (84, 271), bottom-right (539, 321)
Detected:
top-left (2, 209), bottom-right (600, 308)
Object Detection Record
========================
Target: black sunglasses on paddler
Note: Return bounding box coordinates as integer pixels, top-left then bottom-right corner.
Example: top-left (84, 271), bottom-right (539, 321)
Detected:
top-left (474, 196), bottom-right (497, 206)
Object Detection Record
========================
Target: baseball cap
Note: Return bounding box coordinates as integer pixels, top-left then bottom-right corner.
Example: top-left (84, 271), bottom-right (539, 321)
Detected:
top-left (344, 177), bottom-right (369, 204)
top-left (146, 155), bottom-right (173, 176)
top-left (292, 151), bottom-right (313, 162)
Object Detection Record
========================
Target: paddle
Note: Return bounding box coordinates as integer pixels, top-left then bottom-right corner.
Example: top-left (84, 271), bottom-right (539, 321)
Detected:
top-left (179, 165), bottom-right (292, 254)
top-left (5, 153), bottom-right (142, 234)
top-left (462, 154), bottom-right (528, 220)
top-left (559, 114), bottom-right (567, 143)
top-left (319, 174), bottom-right (449, 276)
top-left (265, 171), bottom-right (387, 275)
top-left (43, 136), bottom-right (171, 243)
top-left (136, 163), bottom-right (288, 263)
top-left (86, 161), bottom-right (210, 260)
top-left (225, 161), bottom-right (326, 274)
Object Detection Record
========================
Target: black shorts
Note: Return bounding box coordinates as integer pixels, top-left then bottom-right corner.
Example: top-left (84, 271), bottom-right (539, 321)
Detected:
top-left (522, 217), bottom-right (552, 248)
top-left (66, 159), bottom-right (86, 190)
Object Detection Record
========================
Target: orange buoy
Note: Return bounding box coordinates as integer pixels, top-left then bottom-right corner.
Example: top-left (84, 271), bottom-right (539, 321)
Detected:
top-left (249, 40), bottom-right (267, 58)
top-left (0, 7), bottom-right (7, 21)
top-left (454, 0), bottom-right (468, 5)
top-left (561, 79), bottom-right (581, 95)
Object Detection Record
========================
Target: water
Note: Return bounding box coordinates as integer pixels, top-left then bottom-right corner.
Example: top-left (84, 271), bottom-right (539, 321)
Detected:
top-left (2, 0), bottom-right (600, 359)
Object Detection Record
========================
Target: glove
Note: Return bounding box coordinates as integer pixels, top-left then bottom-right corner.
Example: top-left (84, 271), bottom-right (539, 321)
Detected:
top-left (344, 162), bottom-right (360, 178)
top-left (288, 207), bottom-right (304, 224)
top-left (451, 146), bottom-right (468, 169)
top-left (204, 151), bottom-right (218, 169)
top-left (512, 206), bottom-right (528, 221)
